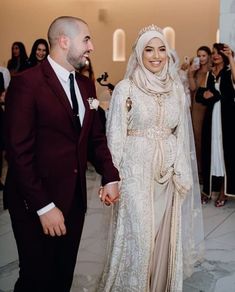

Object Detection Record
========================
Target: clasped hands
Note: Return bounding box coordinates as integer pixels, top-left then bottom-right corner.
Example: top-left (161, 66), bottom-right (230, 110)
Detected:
top-left (40, 183), bottom-right (120, 237)
top-left (98, 182), bottom-right (120, 206)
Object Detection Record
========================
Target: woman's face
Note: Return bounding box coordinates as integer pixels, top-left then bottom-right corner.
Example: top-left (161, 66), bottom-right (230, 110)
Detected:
top-left (35, 44), bottom-right (47, 61)
top-left (197, 50), bottom-right (210, 66)
top-left (12, 45), bottom-right (20, 57)
top-left (142, 37), bottom-right (167, 74)
top-left (211, 48), bottom-right (224, 65)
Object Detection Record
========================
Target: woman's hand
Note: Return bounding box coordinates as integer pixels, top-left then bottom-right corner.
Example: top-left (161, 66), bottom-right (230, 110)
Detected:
top-left (221, 44), bottom-right (233, 59)
top-left (98, 183), bottom-right (120, 206)
top-left (203, 90), bottom-right (214, 99)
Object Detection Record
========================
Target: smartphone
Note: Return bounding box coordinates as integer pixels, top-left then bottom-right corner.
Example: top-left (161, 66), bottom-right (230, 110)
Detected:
top-left (193, 57), bottom-right (200, 68)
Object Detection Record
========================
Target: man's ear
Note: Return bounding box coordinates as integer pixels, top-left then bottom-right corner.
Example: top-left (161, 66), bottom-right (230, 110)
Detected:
top-left (58, 35), bottom-right (70, 50)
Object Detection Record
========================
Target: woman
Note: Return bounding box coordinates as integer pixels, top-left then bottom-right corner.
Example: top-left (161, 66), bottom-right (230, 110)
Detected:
top-left (196, 43), bottom-right (235, 207)
top-left (188, 46), bottom-right (211, 187)
top-left (7, 41), bottom-right (28, 76)
top-left (98, 25), bottom-right (204, 292)
top-left (21, 38), bottom-right (49, 70)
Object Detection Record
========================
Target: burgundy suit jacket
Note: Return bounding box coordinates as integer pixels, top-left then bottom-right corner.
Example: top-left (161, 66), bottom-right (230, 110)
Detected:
top-left (4, 59), bottom-right (119, 216)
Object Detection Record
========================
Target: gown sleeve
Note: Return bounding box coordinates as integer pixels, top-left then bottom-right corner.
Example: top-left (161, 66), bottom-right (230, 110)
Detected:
top-left (106, 80), bottom-right (129, 174)
top-left (173, 82), bottom-right (193, 198)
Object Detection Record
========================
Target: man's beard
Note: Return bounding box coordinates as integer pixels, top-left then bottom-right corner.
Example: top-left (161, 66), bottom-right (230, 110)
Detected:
top-left (67, 49), bottom-right (86, 71)
top-left (75, 61), bottom-right (86, 70)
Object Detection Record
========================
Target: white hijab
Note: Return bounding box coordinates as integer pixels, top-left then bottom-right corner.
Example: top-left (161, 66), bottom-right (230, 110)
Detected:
top-left (124, 25), bottom-right (178, 96)
top-left (126, 25), bottom-right (205, 279)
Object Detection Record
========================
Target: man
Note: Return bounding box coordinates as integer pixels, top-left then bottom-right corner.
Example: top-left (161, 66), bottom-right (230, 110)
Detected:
top-left (4, 16), bottom-right (119, 292)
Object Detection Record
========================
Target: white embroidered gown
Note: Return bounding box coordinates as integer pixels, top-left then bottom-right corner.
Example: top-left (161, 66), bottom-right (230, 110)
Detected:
top-left (97, 79), bottom-right (193, 292)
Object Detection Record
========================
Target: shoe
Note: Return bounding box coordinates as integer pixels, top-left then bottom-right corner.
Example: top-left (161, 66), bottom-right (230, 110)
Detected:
top-left (201, 193), bottom-right (211, 205)
top-left (215, 198), bottom-right (228, 207)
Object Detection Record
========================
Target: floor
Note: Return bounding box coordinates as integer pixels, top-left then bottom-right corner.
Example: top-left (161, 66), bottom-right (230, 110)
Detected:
top-left (1, 165), bottom-right (235, 292)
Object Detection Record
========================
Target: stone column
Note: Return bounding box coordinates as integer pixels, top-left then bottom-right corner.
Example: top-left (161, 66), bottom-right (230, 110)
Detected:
top-left (220, 0), bottom-right (235, 51)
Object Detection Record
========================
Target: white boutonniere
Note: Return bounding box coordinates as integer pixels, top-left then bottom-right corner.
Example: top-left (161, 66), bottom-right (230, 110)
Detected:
top-left (87, 97), bottom-right (99, 110)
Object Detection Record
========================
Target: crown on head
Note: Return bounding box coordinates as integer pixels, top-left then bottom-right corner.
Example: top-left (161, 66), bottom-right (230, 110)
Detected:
top-left (138, 24), bottom-right (163, 38)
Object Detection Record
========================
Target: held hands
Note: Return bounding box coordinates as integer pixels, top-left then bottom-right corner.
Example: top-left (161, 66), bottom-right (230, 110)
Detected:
top-left (39, 207), bottom-right (66, 237)
top-left (99, 183), bottom-right (120, 206)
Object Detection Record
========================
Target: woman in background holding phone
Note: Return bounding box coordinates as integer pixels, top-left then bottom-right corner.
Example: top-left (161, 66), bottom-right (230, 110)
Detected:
top-left (195, 43), bottom-right (235, 207)
top-left (188, 46), bottom-right (212, 188)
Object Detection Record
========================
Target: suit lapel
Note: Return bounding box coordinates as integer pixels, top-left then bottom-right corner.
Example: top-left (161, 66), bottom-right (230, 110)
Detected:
top-left (41, 60), bottom-right (93, 137)
top-left (41, 60), bottom-right (75, 125)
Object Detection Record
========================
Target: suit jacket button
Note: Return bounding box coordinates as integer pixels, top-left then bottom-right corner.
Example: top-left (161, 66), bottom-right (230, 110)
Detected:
top-left (74, 169), bottom-right (78, 173)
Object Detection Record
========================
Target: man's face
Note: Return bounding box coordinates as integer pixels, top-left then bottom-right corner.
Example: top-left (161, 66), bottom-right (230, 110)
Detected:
top-left (67, 22), bottom-right (94, 70)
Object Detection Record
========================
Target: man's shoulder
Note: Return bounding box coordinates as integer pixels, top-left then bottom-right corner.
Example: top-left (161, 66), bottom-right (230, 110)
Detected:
top-left (13, 62), bottom-right (48, 84)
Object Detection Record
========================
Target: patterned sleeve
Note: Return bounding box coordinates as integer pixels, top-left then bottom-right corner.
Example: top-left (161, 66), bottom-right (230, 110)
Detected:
top-left (106, 80), bottom-right (129, 173)
top-left (173, 83), bottom-right (193, 198)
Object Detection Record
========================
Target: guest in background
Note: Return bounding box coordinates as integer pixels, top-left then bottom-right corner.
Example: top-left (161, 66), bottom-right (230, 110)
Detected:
top-left (80, 57), bottom-right (106, 132)
top-left (170, 49), bottom-right (191, 108)
top-left (21, 38), bottom-right (49, 70)
top-left (7, 41), bottom-right (28, 75)
top-left (79, 57), bottom-right (95, 81)
top-left (0, 70), bottom-right (8, 190)
top-left (196, 43), bottom-right (235, 207)
top-left (188, 46), bottom-right (211, 186)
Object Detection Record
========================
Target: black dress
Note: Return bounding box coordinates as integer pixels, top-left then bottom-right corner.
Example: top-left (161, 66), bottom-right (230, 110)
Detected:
top-left (196, 67), bottom-right (235, 196)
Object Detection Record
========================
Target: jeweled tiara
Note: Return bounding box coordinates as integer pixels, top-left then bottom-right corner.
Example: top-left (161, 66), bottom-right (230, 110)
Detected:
top-left (132, 24), bottom-right (164, 50)
top-left (138, 24), bottom-right (163, 37)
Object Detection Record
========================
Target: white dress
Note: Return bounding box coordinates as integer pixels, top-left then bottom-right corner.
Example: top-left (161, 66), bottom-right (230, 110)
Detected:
top-left (97, 79), bottom-right (194, 292)
top-left (71, 80), bottom-right (204, 292)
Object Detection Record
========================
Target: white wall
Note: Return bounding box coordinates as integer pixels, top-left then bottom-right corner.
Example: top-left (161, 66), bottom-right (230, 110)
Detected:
top-left (219, 0), bottom-right (235, 51)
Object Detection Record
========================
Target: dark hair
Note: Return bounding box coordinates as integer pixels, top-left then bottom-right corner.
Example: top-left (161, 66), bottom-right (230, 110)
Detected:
top-left (80, 57), bottom-right (95, 82)
top-left (0, 72), bottom-right (4, 95)
top-left (7, 41), bottom-right (28, 72)
top-left (197, 46), bottom-right (212, 56)
top-left (27, 38), bottom-right (49, 67)
top-left (212, 43), bottom-right (230, 66)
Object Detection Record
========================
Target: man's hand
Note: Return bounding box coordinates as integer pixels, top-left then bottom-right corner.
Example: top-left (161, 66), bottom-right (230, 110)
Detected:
top-left (39, 207), bottom-right (66, 237)
top-left (99, 182), bottom-right (119, 206)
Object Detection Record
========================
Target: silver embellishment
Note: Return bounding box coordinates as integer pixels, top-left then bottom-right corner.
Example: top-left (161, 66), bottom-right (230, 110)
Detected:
top-left (126, 97), bottom-right (132, 112)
